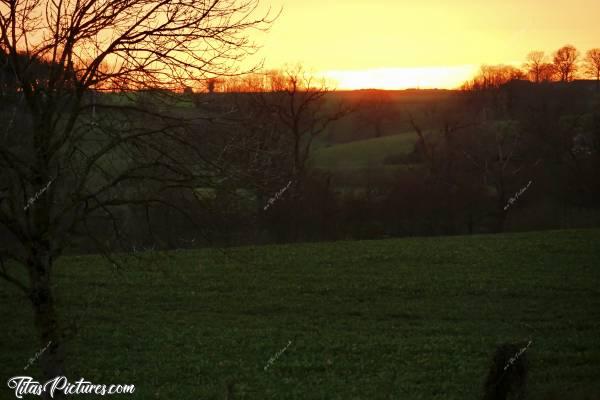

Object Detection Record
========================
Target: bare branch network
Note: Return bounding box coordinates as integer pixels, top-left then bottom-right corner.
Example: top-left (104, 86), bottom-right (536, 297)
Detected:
top-left (1, 0), bottom-right (273, 90)
top-left (0, 0), bottom-right (273, 383)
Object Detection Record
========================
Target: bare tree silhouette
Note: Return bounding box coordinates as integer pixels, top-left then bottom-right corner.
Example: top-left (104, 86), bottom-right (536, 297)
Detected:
top-left (238, 65), bottom-right (352, 239)
top-left (584, 48), bottom-right (600, 90)
top-left (0, 0), bottom-right (273, 392)
top-left (463, 65), bottom-right (525, 90)
top-left (553, 45), bottom-right (580, 82)
top-left (524, 51), bottom-right (547, 83)
top-left (252, 65), bottom-right (352, 184)
top-left (538, 62), bottom-right (558, 82)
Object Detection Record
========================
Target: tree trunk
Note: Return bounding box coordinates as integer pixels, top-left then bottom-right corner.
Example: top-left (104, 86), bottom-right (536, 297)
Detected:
top-left (256, 190), bottom-right (266, 242)
top-left (374, 120), bottom-right (382, 138)
top-left (467, 208), bottom-right (474, 235)
top-left (495, 211), bottom-right (507, 233)
top-left (494, 181), bottom-right (507, 233)
top-left (28, 250), bottom-right (66, 399)
top-left (290, 187), bottom-right (300, 242)
top-left (493, 198), bottom-right (508, 233)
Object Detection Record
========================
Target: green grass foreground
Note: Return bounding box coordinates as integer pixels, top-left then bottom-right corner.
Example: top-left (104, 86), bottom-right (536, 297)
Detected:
top-left (1, 229), bottom-right (600, 399)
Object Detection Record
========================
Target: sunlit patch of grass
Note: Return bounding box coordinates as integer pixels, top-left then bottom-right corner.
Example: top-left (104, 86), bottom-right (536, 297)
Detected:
top-left (311, 131), bottom-right (418, 169)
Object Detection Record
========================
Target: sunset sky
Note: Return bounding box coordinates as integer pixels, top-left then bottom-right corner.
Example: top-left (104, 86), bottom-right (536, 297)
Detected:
top-left (252, 0), bottom-right (600, 89)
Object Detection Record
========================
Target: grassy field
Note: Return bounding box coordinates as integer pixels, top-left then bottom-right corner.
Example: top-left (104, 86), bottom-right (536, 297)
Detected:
top-left (1, 229), bottom-right (600, 399)
top-left (312, 132), bottom-right (417, 170)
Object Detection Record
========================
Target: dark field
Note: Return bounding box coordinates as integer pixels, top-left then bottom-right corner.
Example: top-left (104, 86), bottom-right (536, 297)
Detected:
top-left (2, 229), bottom-right (599, 399)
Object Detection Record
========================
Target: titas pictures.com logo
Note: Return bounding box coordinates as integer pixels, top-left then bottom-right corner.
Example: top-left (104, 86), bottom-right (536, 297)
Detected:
top-left (7, 376), bottom-right (135, 398)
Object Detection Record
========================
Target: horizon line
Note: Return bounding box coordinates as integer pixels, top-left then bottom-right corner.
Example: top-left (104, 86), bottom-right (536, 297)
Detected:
top-left (317, 65), bottom-right (479, 90)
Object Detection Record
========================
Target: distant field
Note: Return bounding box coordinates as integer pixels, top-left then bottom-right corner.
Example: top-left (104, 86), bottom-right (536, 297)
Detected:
top-left (312, 132), bottom-right (418, 169)
top-left (2, 229), bottom-right (599, 399)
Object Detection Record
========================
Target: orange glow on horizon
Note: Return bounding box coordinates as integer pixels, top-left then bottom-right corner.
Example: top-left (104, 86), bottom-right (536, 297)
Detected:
top-left (320, 66), bottom-right (478, 90)
top-left (248, 0), bottom-right (600, 91)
